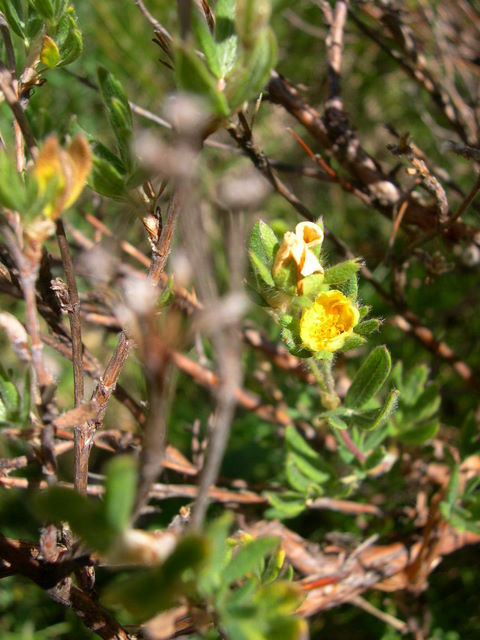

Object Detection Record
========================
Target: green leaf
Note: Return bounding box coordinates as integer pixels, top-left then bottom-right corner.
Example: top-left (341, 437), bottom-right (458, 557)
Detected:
top-left (228, 27), bottom-right (277, 108)
top-left (103, 456), bottom-right (137, 534)
top-left (280, 327), bottom-right (311, 358)
top-left (235, 0), bottom-right (271, 48)
top-left (0, 399), bottom-right (7, 423)
top-left (265, 491), bottom-right (305, 519)
top-left (406, 384), bottom-right (440, 423)
top-left (345, 346), bottom-right (392, 409)
top-left (354, 318), bottom-right (381, 336)
top-left (358, 305), bottom-right (371, 320)
top-left (284, 425), bottom-right (318, 460)
top-left (289, 451), bottom-right (329, 485)
top-left (254, 581), bottom-right (304, 617)
top-left (264, 617), bottom-right (307, 640)
top-left (174, 43), bottom-right (230, 116)
top-left (337, 274), bottom-right (358, 301)
top-left (363, 419), bottom-right (391, 450)
top-left (192, 8), bottom-right (221, 78)
top-left (460, 411), bottom-right (480, 457)
top-left (199, 512), bottom-right (234, 595)
top-left (261, 547), bottom-right (285, 585)
top-left (221, 536), bottom-right (279, 586)
top-left (29, 0), bottom-right (55, 20)
top-left (341, 335), bottom-right (366, 351)
top-left (97, 66), bottom-right (133, 167)
top-left (249, 220), bottom-right (278, 267)
top-left (249, 249), bottom-right (275, 287)
top-left (215, 0), bottom-right (238, 76)
top-left (355, 389), bottom-right (399, 431)
top-left (285, 454), bottom-right (319, 493)
top-left (89, 154), bottom-right (127, 199)
top-left (19, 369), bottom-right (31, 422)
top-left (441, 465), bottom-right (460, 519)
top-left (0, 152), bottom-right (27, 211)
top-left (398, 418), bottom-right (439, 445)
top-left (272, 261), bottom-right (297, 295)
top-left (0, 0), bottom-right (25, 38)
top-left (0, 366), bottom-right (20, 414)
top-left (25, 8), bottom-right (43, 38)
top-left (55, 7), bottom-right (82, 56)
top-left (40, 34), bottom-right (60, 67)
top-left (56, 13), bottom-right (82, 66)
top-left (402, 364), bottom-right (429, 405)
top-left (323, 259), bottom-right (362, 285)
top-left (102, 535), bottom-right (207, 620)
top-left (327, 415), bottom-right (348, 430)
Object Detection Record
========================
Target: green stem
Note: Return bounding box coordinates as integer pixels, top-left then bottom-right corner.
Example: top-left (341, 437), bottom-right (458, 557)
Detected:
top-left (308, 359), bottom-right (328, 392)
top-left (309, 358), bottom-right (340, 409)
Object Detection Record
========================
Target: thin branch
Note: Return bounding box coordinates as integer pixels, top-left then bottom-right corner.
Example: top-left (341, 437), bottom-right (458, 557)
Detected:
top-left (405, 172), bottom-right (480, 254)
top-left (55, 219), bottom-right (88, 490)
top-left (74, 332), bottom-right (132, 494)
top-left (227, 118), bottom-right (317, 221)
top-left (0, 12), bottom-right (16, 75)
top-left (0, 533), bottom-right (131, 639)
top-left (350, 595), bottom-right (408, 633)
top-left (148, 190), bottom-right (183, 286)
top-left (0, 61), bottom-right (37, 157)
top-left (134, 0), bottom-right (172, 40)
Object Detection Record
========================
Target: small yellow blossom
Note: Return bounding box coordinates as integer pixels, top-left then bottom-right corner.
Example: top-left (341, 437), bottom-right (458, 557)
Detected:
top-left (299, 289), bottom-right (359, 352)
top-left (33, 135), bottom-right (91, 220)
top-left (272, 221), bottom-right (324, 285)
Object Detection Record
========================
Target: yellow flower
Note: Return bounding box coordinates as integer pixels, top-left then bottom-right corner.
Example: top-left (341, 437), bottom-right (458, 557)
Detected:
top-left (299, 290), bottom-right (359, 352)
top-left (272, 221), bottom-right (324, 285)
top-left (33, 135), bottom-right (91, 220)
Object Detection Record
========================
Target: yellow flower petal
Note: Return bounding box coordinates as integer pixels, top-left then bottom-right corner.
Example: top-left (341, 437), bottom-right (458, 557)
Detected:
top-left (63, 135), bottom-right (92, 210)
top-left (299, 247), bottom-right (323, 277)
top-left (33, 135), bottom-right (91, 220)
top-left (300, 290), bottom-right (359, 352)
top-left (295, 220), bottom-right (324, 249)
top-left (33, 137), bottom-right (65, 198)
top-left (273, 221), bottom-right (324, 284)
top-left (272, 231), bottom-right (304, 275)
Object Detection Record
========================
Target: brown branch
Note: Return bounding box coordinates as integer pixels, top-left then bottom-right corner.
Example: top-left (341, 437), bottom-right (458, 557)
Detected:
top-left (0, 61), bottom-right (37, 157)
top-left (267, 70), bottom-right (447, 231)
top-left (75, 331), bottom-right (132, 494)
top-left (247, 520), bottom-right (480, 617)
top-left (405, 172), bottom-right (480, 254)
top-left (0, 12), bottom-right (16, 75)
top-left (148, 190), bottom-right (182, 287)
top-left (323, 0), bottom-right (348, 103)
top-left (351, 7), bottom-right (475, 144)
top-left (227, 118), bottom-right (317, 221)
top-left (171, 350), bottom-right (291, 427)
top-left (0, 533), bottom-right (130, 639)
top-left (55, 219), bottom-right (89, 495)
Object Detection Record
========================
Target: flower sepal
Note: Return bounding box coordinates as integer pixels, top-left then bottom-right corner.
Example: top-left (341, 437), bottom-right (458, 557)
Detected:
top-left (323, 258), bottom-right (363, 286)
top-left (312, 350), bottom-right (334, 362)
top-left (281, 325), bottom-right (313, 358)
top-left (298, 273), bottom-right (325, 297)
top-left (272, 259), bottom-right (298, 296)
top-left (249, 220), bottom-right (279, 267)
top-left (339, 335), bottom-right (366, 352)
top-left (290, 295), bottom-right (314, 311)
top-left (353, 318), bottom-right (382, 336)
